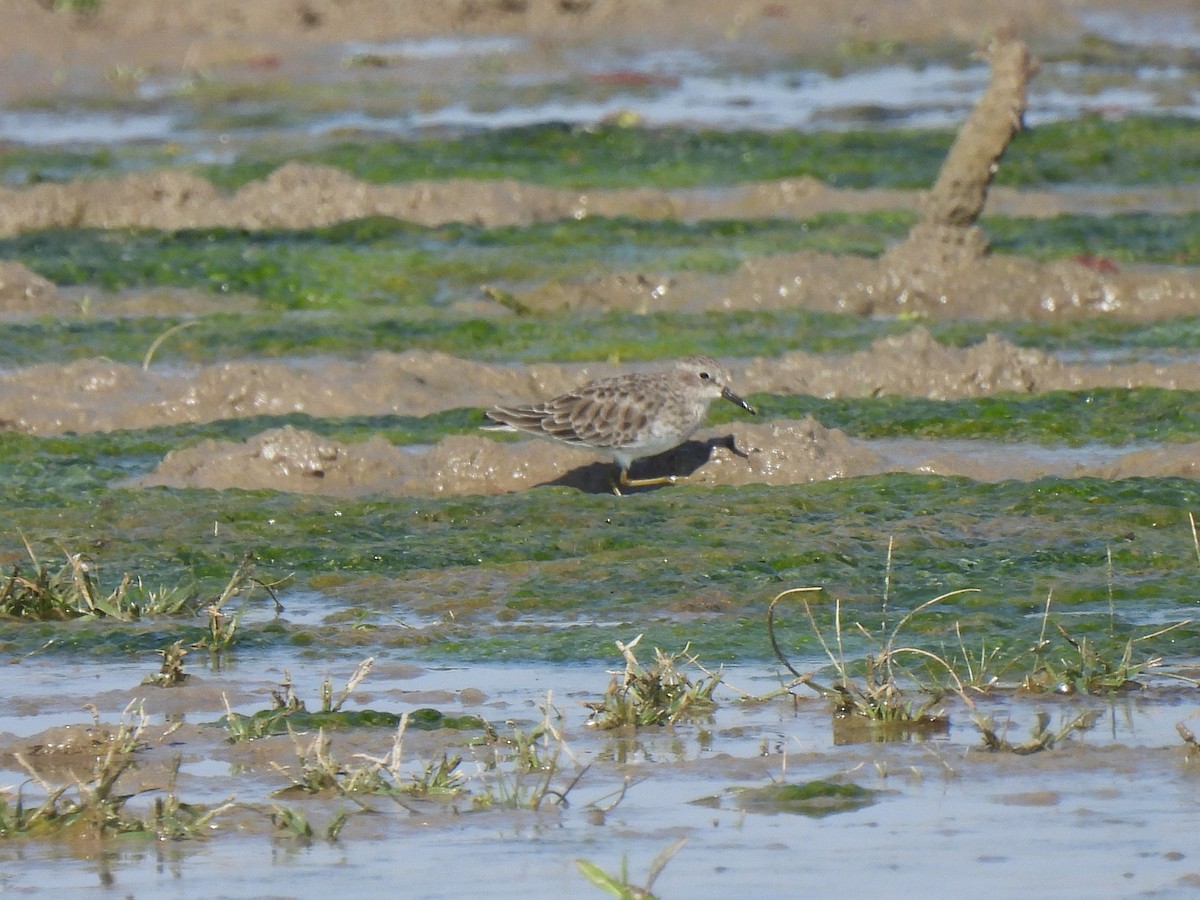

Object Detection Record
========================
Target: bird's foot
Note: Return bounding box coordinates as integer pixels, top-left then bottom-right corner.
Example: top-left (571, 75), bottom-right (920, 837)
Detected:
top-left (612, 469), bottom-right (681, 495)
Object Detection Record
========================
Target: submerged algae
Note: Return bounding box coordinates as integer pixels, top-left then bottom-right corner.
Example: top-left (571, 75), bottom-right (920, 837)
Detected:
top-left (0, 214), bottom-right (911, 312)
top-left (9, 309), bottom-right (1200, 371)
top-left (2, 210), bottom-right (1198, 317)
top-left (5, 109), bottom-right (1200, 190)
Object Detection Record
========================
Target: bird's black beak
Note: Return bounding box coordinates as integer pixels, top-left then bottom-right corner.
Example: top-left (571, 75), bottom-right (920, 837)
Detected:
top-left (722, 386), bottom-right (756, 415)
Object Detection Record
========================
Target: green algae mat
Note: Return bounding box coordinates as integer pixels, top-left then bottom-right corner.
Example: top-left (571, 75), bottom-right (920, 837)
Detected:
top-left (3, 471), bottom-right (1200, 667)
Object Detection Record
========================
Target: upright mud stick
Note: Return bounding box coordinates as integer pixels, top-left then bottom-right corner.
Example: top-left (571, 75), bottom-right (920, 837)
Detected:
top-left (486, 356), bottom-right (756, 495)
top-left (883, 39), bottom-right (1035, 269)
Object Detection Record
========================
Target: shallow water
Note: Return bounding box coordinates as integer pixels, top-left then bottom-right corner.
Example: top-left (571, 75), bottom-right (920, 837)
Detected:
top-left (870, 436), bottom-right (1135, 476)
top-left (5, 33), bottom-right (1200, 149)
top-left (1, 652), bottom-right (1198, 897)
top-left (0, 109), bottom-right (178, 145)
top-left (388, 59), bottom-right (1200, 135)
top-left (1080, 9), bottom-right (1200, 51)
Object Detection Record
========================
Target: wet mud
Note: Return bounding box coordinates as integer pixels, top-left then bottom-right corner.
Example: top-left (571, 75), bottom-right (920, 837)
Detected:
top-left (2, 329), bottom-right (1199, 494)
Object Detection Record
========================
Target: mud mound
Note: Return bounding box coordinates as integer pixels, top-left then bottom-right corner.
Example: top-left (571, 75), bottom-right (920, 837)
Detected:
top-left (136, 416), bottom-right (885, 497)
top-left (141, 425), bottom-right (411, 495)
top-left (0, 166), bottom-right (919, 236)
top-left (135, 416), bottom-right (1200, 498)
top-left (0, 351), bottom-right (605, 435)
top-left (8, 337), bottom-right (1200, 436)
top-left (512, 250), bottom-right (1200, 322)
top-left (0, 262), bottom-right (66, 317)
top-left (744, 327), bottom-right (1058, 398)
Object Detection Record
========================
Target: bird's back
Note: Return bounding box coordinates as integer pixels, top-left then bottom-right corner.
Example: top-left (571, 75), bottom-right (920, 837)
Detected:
top-left (487, 371), bottom-right (672, 451)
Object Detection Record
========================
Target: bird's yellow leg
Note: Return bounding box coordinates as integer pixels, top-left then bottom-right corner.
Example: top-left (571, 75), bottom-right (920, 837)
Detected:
top-left (612, 467), bottom-right (680, 495)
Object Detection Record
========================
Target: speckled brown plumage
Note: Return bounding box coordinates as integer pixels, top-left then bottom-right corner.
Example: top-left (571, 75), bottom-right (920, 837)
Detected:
top-left (486, 356), bottom-right (755, 493)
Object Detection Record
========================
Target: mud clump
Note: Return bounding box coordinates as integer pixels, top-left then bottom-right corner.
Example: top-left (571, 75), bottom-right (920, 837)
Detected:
top-left (743, 328), bottom-right (1058, 398)
top-left (0, 166), bottom-right (923, 236)
top-left (136, 417), bottom-right (886, 497)
top-left (882, 40), bottom-right (1033, 273)
top-left (0, 261), bottom-right (65, 317)
top-left (135, 411), bottom-right (1200, 498)
top-left (142, 425), bottom-right (409, 495)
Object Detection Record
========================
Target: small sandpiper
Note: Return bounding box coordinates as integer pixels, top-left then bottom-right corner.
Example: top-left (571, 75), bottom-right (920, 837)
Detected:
top-left (486, 355), bottom-right (756, 494)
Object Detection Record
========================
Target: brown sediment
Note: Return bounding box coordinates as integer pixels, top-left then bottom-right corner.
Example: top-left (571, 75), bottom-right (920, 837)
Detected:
top-left (7, 330), bottom-right (1200, 438)
top-left (882, 39), bottom-right (1035, 270)
top-left (135, 415), bottom-right (888, 497)
top-left (0, 167), bottom-right (924, 236)
top-left (3, 167), bottom-right (1199, 240)
top-left (513, 249), bottom-right (1200, 321)
top-left (0, 261), bottom-right (62, 314)
top-left (131, 411), bottom-right (1200, 498)
top-left (0, 352), bottom-right (619, 435)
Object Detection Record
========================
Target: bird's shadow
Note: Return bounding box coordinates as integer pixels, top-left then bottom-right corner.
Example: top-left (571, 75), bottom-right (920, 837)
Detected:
top-left (544, 434), bottom-right (747, 494)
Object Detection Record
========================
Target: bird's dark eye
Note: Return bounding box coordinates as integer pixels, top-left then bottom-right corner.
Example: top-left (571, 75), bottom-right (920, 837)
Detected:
top-left (699, 371), bottom-right (711, 380)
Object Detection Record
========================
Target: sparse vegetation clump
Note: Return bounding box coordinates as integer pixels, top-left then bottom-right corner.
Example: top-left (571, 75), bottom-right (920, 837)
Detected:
top-left (470, 693), bottom-right (587, 810)
top-left (145, 639), bottom-right (190, 686)
top-left (221, 658), bottom-right (487, 743)
top-left (766, 537), bottom-right (1192, 751)
top-left (767, 584), bottom-right (963, 739)
top-left (271, 714), bottom-right (467, 801)
top-left (227, 662), bottom-right (583, 812)
top-left (1016, 592), bottom-right (1186, 696)
top-left (0, 538), bottom-right (195, 621)
top-left (973, 708), bottom-right (1101, 755)
top-left (0, 543), bottom-right (285, 657)
top-left (225, 657), bottom-right (393, 741)
top-left (1, 701), bottom-right (233, 840)
top-left (585, 635), bottom-right (721, 730)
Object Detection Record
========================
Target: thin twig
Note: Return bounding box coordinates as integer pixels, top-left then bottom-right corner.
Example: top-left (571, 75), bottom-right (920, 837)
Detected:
top-left (142, 320), bottom-right (201, 370)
